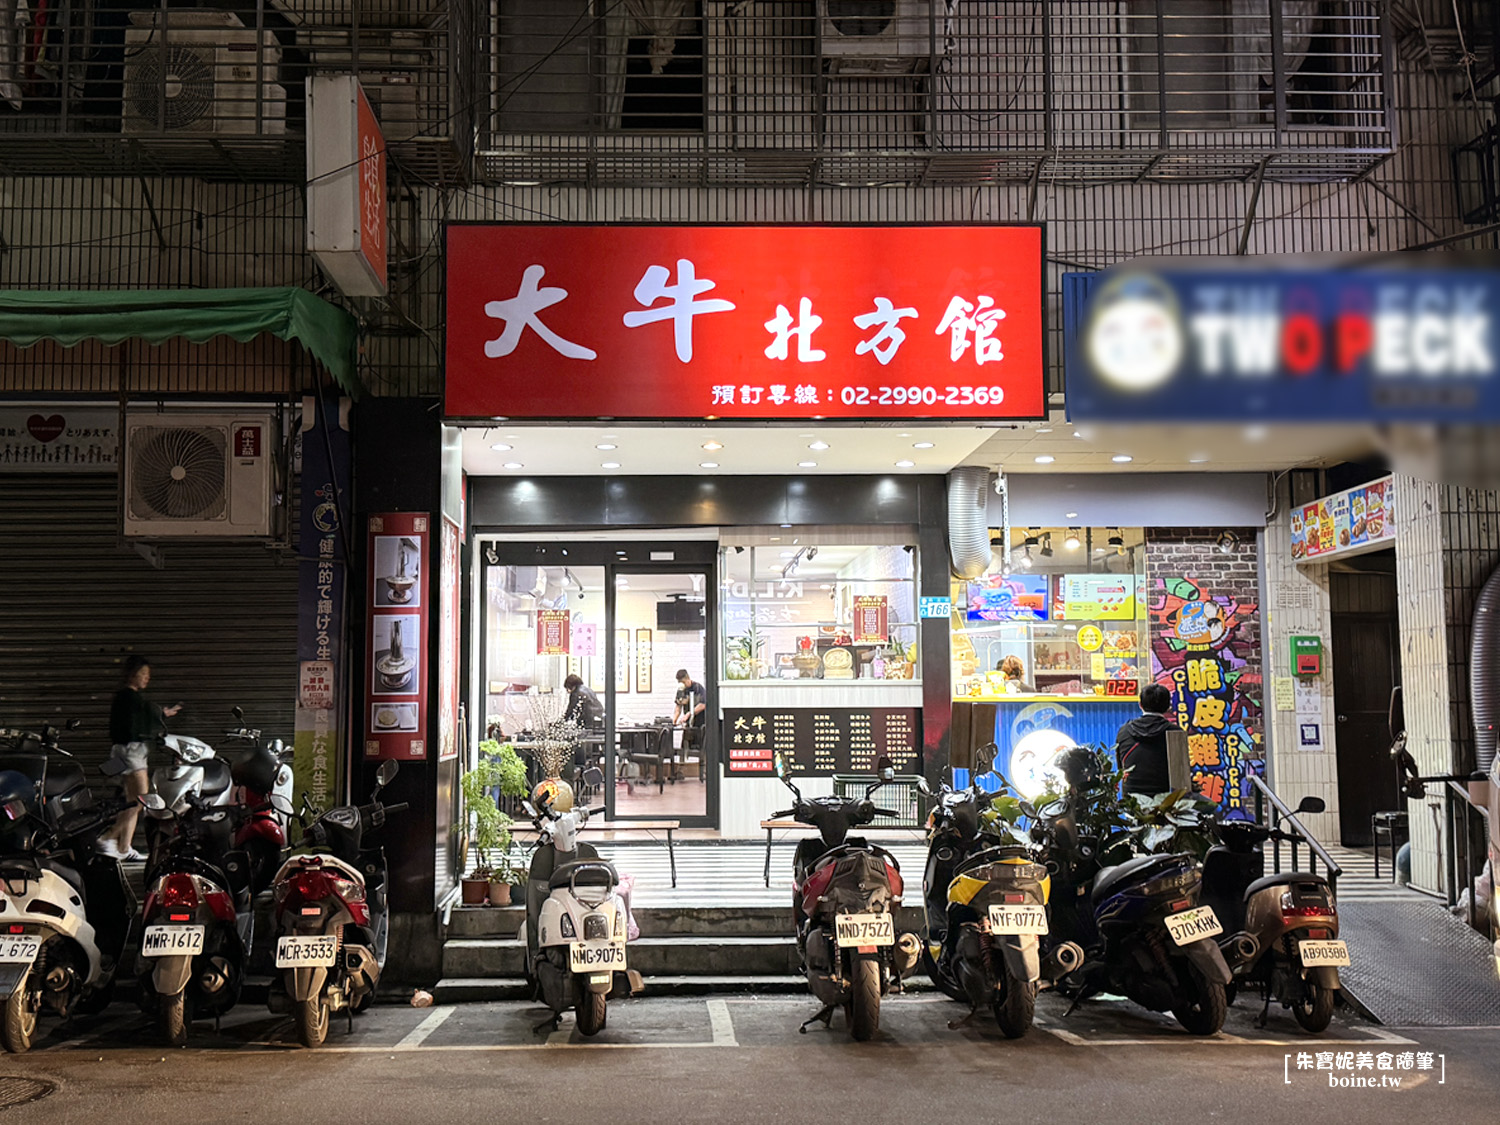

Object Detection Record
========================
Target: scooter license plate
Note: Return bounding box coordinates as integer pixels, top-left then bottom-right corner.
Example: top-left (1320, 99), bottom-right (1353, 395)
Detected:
top-left (0, 935), bottom-right (40, 965)
top-left (570, 941), bottom-right (626, 972)
top-left (1299, 939), bottom-right (1350, 967)
top-left (988, 904), bottom-right (1048, 935)
top-left (835, 913), bottom-right (894, 948)
top-left (141, 925), bottom-right (205, 957)
top-left (276, 935), bottom-right (338, 968)
top-left (1164, 906), bottom-right (1224, 946)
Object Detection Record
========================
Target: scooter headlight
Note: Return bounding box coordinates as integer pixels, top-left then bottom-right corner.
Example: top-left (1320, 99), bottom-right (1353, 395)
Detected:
top-left (560, 914), bottom-right (576, 939)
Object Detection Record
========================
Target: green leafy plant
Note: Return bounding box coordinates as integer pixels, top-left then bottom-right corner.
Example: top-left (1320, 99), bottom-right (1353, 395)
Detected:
top-left (460, 743), bottom-right (518, 877)
top-left (1122, 788), bottom-right (1219, 859)
top-left (480, 739), bottom-right (529, 799)
top-left (725, 629), bottom-right (766, 680)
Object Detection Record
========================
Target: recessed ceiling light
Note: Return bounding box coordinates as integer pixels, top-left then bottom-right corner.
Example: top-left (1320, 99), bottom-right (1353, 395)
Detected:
top-left (1111, 454), bottom-right (1133, 463)
top-left (780, 523), bottom-right (792, 529)
top-left (601, 461), bottom-right (620, 469)
top-left (490, 443), bottom-right (512, 452)
top-left (1065, 511), bottom-right (1078, 519)
top-left (595, 443), bottom-right (616, 451)
top-left (799, 461), bottom-right (818, 468)
top-left (1034, 455), bottom-right (1055, 464)
top-left (895, 460), bottom-right (915, 468)
top-left (702, 441), bottom-right (723, 451)
top-left (898, 433), bottom-right (911, 438)
top-left (1189, 455), bottom-right (1211, 464)
top-left (700, 461), bottom-right (719, 469)
top-left (913, 441), bottom-right (934, 449)
top-left (808, 441), bottom-right (829, 451)
top-left (1036, 427), bottom-right (1053, 434)
top-left (502, 462), bottom-right (523, 469)
top-left (770, 537), bottom-right (781, 541)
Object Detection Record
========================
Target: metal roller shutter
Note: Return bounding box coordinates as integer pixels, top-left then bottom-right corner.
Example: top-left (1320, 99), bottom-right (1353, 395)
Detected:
top-left (0, 475), bottom-right (299, 784)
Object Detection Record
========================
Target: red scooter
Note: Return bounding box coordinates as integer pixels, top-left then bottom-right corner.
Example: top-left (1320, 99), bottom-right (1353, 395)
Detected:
top-left (223, 708), bottom-right (294, 895)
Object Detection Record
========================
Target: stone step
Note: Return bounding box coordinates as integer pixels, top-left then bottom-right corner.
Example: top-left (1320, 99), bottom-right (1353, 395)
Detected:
top-left (446, 903), bottom-right (926, 938)
top-left (441, 934), bottom-right (809, 978)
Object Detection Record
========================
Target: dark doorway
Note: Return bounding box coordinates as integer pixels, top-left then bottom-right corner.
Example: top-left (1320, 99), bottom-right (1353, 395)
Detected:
top-left (1330, 562), bottom-right (1401, 846)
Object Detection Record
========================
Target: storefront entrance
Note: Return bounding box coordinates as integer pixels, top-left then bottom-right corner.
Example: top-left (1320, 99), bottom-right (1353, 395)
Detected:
top-left (479, 540), bottom-right (717, 827)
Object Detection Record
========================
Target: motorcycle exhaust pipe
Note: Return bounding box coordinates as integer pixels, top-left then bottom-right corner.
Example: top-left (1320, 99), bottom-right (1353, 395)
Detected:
top-left (199, 962), bottom-right (229, 995)
top-left (44, 965), bottom-right (74, 992)
top-left (1222, 932), bottom-right (1260, 970)
top-left (1042, 941), bottom-right (1085, 981)
top-left (893, 932), bottom-right (921, 978)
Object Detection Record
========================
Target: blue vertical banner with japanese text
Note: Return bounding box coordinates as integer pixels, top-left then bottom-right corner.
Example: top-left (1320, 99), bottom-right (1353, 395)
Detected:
top-left (295, 395), bottom-right (351, 818)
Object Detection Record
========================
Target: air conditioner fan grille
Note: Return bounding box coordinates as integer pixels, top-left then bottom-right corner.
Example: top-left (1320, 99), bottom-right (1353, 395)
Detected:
top-left (130, 426), bottom-right (227, 520)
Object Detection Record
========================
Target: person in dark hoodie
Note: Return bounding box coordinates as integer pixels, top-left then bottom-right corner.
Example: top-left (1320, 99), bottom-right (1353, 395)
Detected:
top-left (1114, 683), bottom-right (1177, 797)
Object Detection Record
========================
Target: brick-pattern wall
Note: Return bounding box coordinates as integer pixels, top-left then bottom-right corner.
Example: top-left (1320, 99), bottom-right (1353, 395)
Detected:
top-left (1145, 528), bottom-right (1264, 820)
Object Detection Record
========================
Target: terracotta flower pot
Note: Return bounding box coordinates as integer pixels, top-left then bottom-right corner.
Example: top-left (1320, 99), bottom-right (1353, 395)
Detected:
top-left (487, 881), bottom-right (512, 906)
top-left (461, 877), bottom-right (489, 905)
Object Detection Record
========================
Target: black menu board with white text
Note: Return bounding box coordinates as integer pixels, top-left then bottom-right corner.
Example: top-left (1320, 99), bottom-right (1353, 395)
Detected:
top-left (724, 708), bottom-right (921, 776)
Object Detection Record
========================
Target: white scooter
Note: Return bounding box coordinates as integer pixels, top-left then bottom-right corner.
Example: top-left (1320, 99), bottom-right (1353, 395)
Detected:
top-left (522, 768), bottom-right (632, 1036)
top-left (129, 733), bottom-right (234, 878)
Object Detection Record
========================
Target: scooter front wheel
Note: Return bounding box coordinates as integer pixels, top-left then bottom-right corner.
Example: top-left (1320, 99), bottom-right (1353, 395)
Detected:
top-left (575, 984), bottom-right (606, 1036)
top-left (2, 983), bottom-right (37, 1054)
top-left (160, 990), bottom-right (189, 1048)
top-left (1171, 963), bottom-right (1227, 1036)
top-left (293, 996), bottom-right (330, 1047)
top-left (849, 955), bottom-right (881, 1042)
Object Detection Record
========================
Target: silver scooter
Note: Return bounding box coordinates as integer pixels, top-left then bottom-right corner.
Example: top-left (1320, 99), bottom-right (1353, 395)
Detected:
top-left (521, 768), bottom-right (631, 1036)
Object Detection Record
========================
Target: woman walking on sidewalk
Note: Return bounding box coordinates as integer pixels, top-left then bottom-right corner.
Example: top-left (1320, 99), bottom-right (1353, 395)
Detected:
top-left (101, 655), bottom-right (180, 860)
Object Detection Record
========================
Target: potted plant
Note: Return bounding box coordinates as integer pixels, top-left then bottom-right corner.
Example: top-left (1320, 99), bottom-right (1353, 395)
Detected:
top-left (487, 847), bottom-right (525, 906)
top-left (460, 743), bottom-right (517, 906)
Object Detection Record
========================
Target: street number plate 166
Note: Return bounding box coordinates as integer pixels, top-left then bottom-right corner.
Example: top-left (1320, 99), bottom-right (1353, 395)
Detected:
top-left (835, 913), bottom-right (894, 947)
top-left (141, 925), bottom-right (204, 958)
top-left (988, 904), bottom-right (1048, 935)
top-left (1164, 906), bottom-right (1224, 946)
top-left (0, 936), bottom-right (41, 965)
top-left (276, 935), bottom-right (338, 968)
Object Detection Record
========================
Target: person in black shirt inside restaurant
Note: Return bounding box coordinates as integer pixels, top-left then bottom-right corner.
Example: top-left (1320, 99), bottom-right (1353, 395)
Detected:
top-left (563, 674), bottom-right (603, 730)
top-left (1114, 682), bottom-right (1178, 798)
top-left (673, 669), bottom-right (706, 751)
top-left (103, 655), bottom-right (181, 859)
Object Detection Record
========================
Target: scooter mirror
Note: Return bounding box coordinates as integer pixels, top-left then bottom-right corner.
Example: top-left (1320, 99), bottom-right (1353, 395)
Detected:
top-left (270, 793), bottom-right (294, 816)
top-left (65, 718), bottom-right (82, 731)
top-left (876, 754), bottom-right (895, 782)
top-left (272, 738), bottom-right (285, 753)
top-left (972, 741), bottom-right (997, 779)
top-left (915, 776), bottom-right (932, 796)
top-left (375, 760), bottom-right (399, 788)
top-left (232, 706), bottom-right (244, 722)
top-left (582, 766), bottom-right (605, 788)
top-left (521, 800), bottom-right (537, 818)
top-left (773, 753), bottom-right (802, 799)
top-left (1294, 795), bottom-right (1326, 815)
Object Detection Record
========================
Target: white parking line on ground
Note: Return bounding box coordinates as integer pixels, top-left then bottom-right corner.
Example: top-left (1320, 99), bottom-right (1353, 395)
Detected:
top-left (394, 1005), bottom-right (456, 1050)
top-left (707, 998), bottom-right (738, 1046)
top-left (1029, 1011), bottom-right (1415, 1047)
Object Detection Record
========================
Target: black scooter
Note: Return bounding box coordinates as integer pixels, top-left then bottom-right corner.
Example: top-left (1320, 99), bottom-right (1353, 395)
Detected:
top-left (772, 754), bottom-right (920, 1040)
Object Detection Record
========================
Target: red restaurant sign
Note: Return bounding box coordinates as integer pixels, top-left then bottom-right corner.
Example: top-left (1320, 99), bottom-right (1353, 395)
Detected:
top-left (444, 224), bottom-right (1045, 420)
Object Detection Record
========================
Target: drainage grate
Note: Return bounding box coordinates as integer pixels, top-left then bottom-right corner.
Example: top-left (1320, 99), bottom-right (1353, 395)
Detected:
top-left (0, 1077), bottom-right (55, 1111)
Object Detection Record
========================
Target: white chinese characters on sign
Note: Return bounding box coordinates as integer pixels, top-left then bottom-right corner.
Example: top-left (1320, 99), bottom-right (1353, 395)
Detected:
top-left (484, 265), bottom-right (597, 360)
top-left (854, 298), bottom-right (919, 366)
top-left (936, 295), bottom-right (1006, 364)
top-left (622, 258), bottom-right (736, 362)
top-left (764, 297), bottom-right (826, 363)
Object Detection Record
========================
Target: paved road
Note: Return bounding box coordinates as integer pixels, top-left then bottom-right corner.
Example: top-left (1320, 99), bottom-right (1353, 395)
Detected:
top-left (3, 991), bottom-right (1496, 1124)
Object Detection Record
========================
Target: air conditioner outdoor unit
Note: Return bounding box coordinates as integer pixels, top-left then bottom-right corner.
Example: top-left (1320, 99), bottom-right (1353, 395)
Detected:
top-left (123, 412), bottom-right (280, 538)
top-left (818, 0), bottom-right (941, 72)
top-left (122, 11), bottom-right (287, 136)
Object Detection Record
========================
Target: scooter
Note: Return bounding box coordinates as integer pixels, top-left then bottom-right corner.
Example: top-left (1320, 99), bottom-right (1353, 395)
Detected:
top-left (1199, 800), bottom-right (1348, 1033)
top-left (522, 768), bottom-right (631, 1036)
top-left (772, 753), bottom-right (920, 1041)
top-left (268, 760), bottom-right (406, 1047)
top-left (0, 724), bottom-right (135, 1052)
top-left (1032, 746), bottom-right (1232, 1036)
top-left (917, 744), bottom-right (1076, 1038)
top-left (136, 790), bottom-right (256, 1045)
top-left (222, 707), bottom-right (295, 895)
top-left (138, 730), bottom-right (235, 878)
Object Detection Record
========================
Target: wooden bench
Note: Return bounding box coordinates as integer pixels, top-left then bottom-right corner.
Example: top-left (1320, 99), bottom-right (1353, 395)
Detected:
top-left (512, 819), bottom-right (681, 887)
top-left (759, 819), bottom-right (923, 888)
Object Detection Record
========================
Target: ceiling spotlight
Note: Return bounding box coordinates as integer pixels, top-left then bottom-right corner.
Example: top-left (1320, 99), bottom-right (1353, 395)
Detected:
top-left (595, 443), bottom-right (617, 451)
top-left (489, 443), bottom-right (512, 452)
top-left (913, 441), bottom-right (934, 449)
top-left (808, 441), bottom-right (830, 451)
top-left (1216, 530), bottom-right (1241, 555)
top-left (1040, 533), bottom-right (1054, 558)
top-left (1034, 455), bottom-right (1055, 464)
top-left (484, 545), bottom-right (499, 565)
top-left (702, 441), bottom-right (723, 451)
top-left (503, 462), bottom-right (523, 469)
top-left (1017, 547), bottom-right (1034, 569)
top-left (700, 461), bottom-right (719, 469)
top-left (601, 462), bottom-right (620, 469)
top-left (895, 460), bottom-right (915, 468)
top-left (1111, 454), bottom-right (1133, 463)
top-left (1107, 527), bottom-right (1125, 552)
top-left (1064, 528), bottom-right (1082, 550)
top-left (799, 461), bottom-right (818, 468)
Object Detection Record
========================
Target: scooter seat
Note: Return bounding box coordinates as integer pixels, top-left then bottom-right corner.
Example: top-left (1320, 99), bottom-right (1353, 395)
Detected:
top-left (199, 758), bottom-right (233, 800)
top-left (1092, 853), bottom-right (1190, 903)
top-left (1245, 871), bottom-right (1326, 899)
top-left (548, 859), bottom-right (617, 890)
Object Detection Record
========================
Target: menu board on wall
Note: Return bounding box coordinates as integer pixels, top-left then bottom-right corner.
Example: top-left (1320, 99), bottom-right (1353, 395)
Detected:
top-left (1055, 575), bottom-right (1137, 620)
top-left (1291, 475), bottom-right (1394, 562)
top-left (851, 595), bottom-right (888, 644)
top-left (537, 609), bottom-right (571, 655)
top-left (724, 708), bottom-right (921, 776)
top-left (365, 513), bottom-right (429, 760)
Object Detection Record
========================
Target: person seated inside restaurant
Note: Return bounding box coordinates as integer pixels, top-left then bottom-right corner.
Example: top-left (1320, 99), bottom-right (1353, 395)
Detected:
top-left (997, 654), bottom-right (1034, 694)
top-left (563, 673), bottom-right (604, 778)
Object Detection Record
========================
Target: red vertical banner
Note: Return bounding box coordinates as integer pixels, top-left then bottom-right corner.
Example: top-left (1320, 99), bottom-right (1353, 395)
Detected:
top-left (366, 513), bottom-right (430, 760)
top-left (537, 609), bottom-right (571, 655)
top-left (852, 595), bottom-right (889, 645)
top-left (437, 517), bottom-right (461, 762)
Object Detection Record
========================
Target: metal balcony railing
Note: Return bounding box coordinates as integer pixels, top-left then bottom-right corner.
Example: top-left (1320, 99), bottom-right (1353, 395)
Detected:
top-left (0, 0), bottom-right (480, 183)
top-left (479, 1), bottom-right (1396, 187)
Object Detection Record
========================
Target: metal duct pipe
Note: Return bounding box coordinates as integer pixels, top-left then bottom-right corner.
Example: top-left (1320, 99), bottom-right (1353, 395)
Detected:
top-left (947, 466), bottom-right (992, 579)
top-left (1470, 562), bottom-right (1500, 772)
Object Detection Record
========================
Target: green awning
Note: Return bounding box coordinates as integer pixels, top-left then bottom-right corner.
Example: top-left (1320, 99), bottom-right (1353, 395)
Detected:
top-left (0, 288), bottom-right (360, 397)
